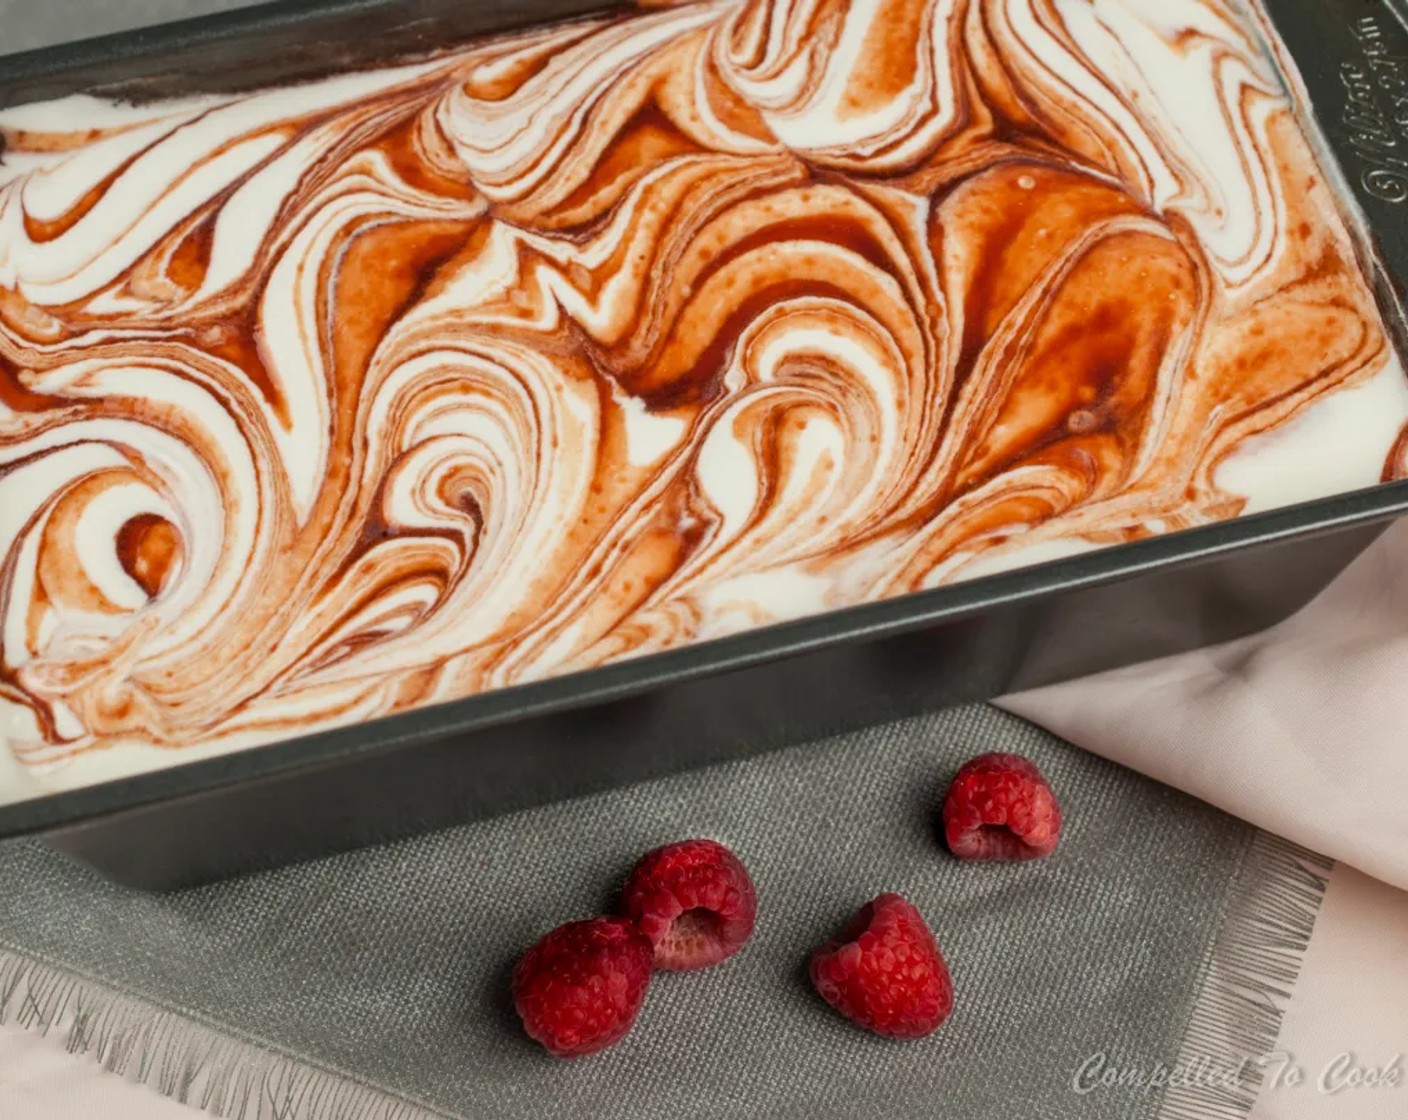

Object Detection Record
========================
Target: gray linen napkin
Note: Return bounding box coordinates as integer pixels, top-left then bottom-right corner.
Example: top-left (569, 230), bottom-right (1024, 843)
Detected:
top-left (0, 705), bottom-right (1326, 1120)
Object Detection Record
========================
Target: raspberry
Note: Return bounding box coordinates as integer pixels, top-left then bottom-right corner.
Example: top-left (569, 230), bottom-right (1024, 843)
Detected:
top-left (809, 893), bottom-right (954, 1039)
top-left (621, 839), bottom-right (758, 971)
top-left (942, 751), bottom-right (1062, 861)
top-left (512, 916), bottom-right (653, 1057)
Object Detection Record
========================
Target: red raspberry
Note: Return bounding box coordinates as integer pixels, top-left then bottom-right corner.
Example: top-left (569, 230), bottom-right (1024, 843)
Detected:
top-left (942, 752), bottom-right (1062, 861)
top-left (809, 893), bottom-right (954, 1039)
top-left (621, 839), bottom-right (758, 971)
top-left (512, 917), bottom-right (653, 1057)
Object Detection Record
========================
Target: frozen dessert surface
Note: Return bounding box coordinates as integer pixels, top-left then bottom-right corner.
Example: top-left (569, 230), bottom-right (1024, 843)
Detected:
top-left (2, 0), bottom-right (1406, 797)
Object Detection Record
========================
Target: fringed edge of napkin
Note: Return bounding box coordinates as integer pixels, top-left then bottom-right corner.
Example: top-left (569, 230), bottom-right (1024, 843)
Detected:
top-left (0, 947), bottom-right (445, 1120)
top-left (1156, 830), bottom-right (1334, 1120)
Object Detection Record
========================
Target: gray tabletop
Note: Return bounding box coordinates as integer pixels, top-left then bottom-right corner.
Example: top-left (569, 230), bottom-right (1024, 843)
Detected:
top-left (0, 0), bottom-right (263, 51)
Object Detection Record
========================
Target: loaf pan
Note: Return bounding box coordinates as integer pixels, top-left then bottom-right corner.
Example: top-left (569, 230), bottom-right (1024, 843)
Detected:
top-left (1, 0), bottom-right (1406, 887)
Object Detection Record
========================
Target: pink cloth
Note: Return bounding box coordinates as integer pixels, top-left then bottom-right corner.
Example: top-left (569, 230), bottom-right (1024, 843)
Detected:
top-left (1004, 519), bottom-right (1408, 893)
top-left (1249, 864), bottom-right (1408, 1119)
top-left (0, 1025), bottom-right (203, 1119)
top-left (1003, 516), bottom-right (1408, 1116)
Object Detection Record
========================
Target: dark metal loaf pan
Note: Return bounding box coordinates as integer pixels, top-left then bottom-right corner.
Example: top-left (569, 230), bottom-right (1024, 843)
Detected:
top-left (1, 0), bottom-right (1406, 888)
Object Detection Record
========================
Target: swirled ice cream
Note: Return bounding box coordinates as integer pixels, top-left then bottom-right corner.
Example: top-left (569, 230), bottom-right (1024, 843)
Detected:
top-left (2, 0), bottom-right (1406, 800)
